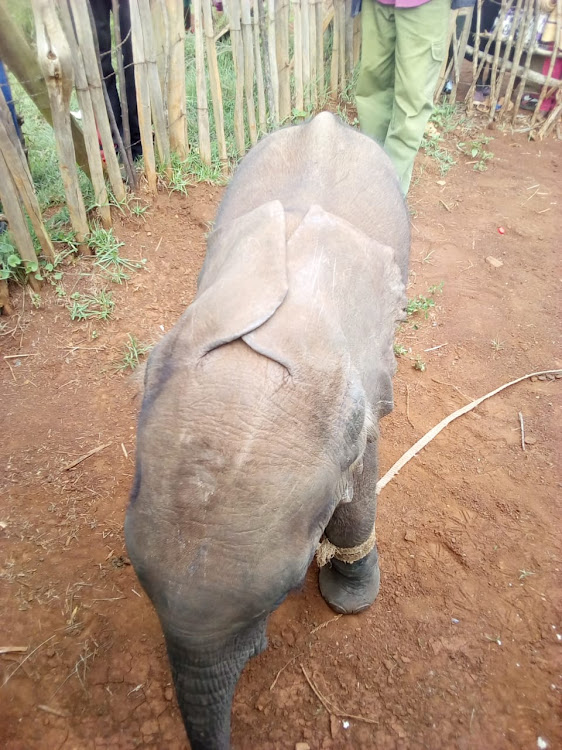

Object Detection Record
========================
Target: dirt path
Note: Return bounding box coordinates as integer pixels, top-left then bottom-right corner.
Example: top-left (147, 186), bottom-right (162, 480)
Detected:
top-left (1, 133), bottom-right (561, 750)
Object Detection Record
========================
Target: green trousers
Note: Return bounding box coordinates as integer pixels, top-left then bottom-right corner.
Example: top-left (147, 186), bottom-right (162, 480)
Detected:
top-left (356, 0), bottom-right (450, 194)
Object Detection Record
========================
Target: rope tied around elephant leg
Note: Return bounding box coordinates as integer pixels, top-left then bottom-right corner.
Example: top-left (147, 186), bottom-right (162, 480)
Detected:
top-left (315, 524), bottom-right (377, 568)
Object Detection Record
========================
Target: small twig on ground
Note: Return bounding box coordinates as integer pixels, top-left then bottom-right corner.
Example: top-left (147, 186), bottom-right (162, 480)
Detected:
top-left (37, 704), bottom-right (70, 718)
top-left (2, 635), bottom-right (57, 687)
top-left (310, 615), bottom-right (342, 634)
top-left (269, 656), bottom-right (297, 691)
top-left (301, 665), bottom-right (378, 724)
top-left (4, 359), bottom-right (17, 383)
top-left (3, 353), bottom-right (38, 359)
top-left (439, 199), bottom-right (452, 212)
top-left (62, 442), bottom-right (112, 471)
top-left (518, 411), bottom-right (525, 451)
top-left (0, 646), bottom-right (28, 654)
top-left (424, 343), bottom-right (448, 352)
top-left (406, 385), bottom-right (414, 428)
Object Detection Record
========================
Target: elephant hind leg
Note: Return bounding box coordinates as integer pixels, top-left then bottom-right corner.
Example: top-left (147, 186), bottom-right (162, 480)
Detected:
top-left (318, 441), bottom-right (381, 615)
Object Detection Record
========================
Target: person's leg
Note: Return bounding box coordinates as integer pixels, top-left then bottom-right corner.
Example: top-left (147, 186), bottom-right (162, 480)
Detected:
top-left (89, 0), bottom-right (123, 134)
top-left (355, 0), bottom-right (397, 145)
top-left (118, 0), bottom-right (142, 159)
top-left (384, 0), bottom-right (450, 193)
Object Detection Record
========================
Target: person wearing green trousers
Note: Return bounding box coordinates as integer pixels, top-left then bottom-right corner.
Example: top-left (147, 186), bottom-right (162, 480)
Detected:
top-left (353, 0), bottom-right (475, 194)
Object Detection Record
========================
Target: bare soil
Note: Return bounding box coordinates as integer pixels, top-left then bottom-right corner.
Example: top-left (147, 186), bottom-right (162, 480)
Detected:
top-left (1, 131), bottom-right (561, 750)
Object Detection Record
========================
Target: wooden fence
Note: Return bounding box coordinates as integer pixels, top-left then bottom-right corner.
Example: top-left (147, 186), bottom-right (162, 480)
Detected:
top-left (0, 0), bottom-right (560, 298)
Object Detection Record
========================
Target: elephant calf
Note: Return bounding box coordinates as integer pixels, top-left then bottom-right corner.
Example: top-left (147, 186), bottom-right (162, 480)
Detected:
top-left (125, 112), bottom-right (410, 750)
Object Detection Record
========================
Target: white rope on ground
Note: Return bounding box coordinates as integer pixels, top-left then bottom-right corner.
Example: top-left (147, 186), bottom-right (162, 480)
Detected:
top-left (317, 368), bottom-right (561, 567)
top-left (376, 369), bottom-right (561, 494)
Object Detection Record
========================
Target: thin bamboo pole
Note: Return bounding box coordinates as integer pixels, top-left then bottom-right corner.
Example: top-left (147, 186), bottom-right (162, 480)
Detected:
top-left (330, 0), bottom-right (341, 96)
top-left (202, 0), bottom-right (228, 161)
top-left (69, 0), bottom-right (126, 203)
top-left (129, 0), bottom-right (158, 191)
top-left (499, 0), bottom-right (531, 121)
top-left (192, 0), bottom-right (212, 164)
top-left (266, 0), bottom-right (280, 124)
top-left (353, 11), bottom-right (361, 68)
top-left (58, 0), bottom-right (112, 227)
top-left (512, 0), bottom-right (542, 122)
top-left (301, 0), bottom-right (311, 110)
top-left (252, 0), bottom-right (268, 131)
top-left (32, 0), bottom-right (89, 251)
top-left (436, 10), bottom-right (458, 99)
top-left (112, 0), bottom-right (132, 164)
top-left (229, 0), bottom-right (247, 154)
top-left (309, 0), bottom-right (318, 108)
top-left (537, 89), bottom-right (562, 137)
top-left (259, 0), bottom-right (277, 125)
top-left (166, 0), bottom-right (188, 157)
top-left (468, 0), bottom-right (483, 113)
top-left (153, 0), bottom-right (171, 121)
top-left (338, 0), bottom-right (346, 91)
top-left (241, 0), bottom-right (258, 144)
top-left (488, 0), bottom-right (522, 120)
top-left (293, 0), bottom-right (304, 112)
top-left (315, 0), bottom-right (324, 100)
top-left (487, 0), bottom-right (512, 111)
top-left (137, 0), bottom-right (171, 171)
top-left (0, 99), bottom-right (55, 261)
top-left (449, 7), bottom-right (473, 103)
top-left (344, 0), bottom-right (353, 81)
top-left (532, 0), bottom-right (561, 125)
top-left (276, 0), bottom-right (291, 121)
top-left (0, 153), bottom-right (41, 290)
top-left (0, 3), bottom-right (90, 178)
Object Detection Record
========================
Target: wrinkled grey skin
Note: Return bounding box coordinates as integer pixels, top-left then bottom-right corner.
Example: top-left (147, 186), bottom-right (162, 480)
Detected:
top-left (125, 113), bottom-right (410, 750)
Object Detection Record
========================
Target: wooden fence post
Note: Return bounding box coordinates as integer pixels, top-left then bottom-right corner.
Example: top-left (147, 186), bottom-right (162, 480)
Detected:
top-left (276, 0), bottom-right (291, 121)
top-left (57, 0), bottom-right (112, 228)
top-left (240, 0), bottom-right (259, 144)
top-left (228, 0), bottom-right (247, 154)
top-left (32, 0), bottom-right (89, 252)
top-left (0, 96), bottom-right (55, 260)
top-left (0, 155), bottom-right (41, 290)
top-left (137, 0), bottom-right (171, 170)
top-left (193, 0), bottom-right (212, 164)
top-left (130, 0), bottom-right (158, 191)
top-left (113, 0), bottom-right (133, 164)
top-left (0, 3), bottom-right (90, 178)
top-left (315, 0), bottom-right (324, 100)
top-left (68, 0), bottom-right (127, 203)
top-left (330, 0), bottom-right (341, 96)
top-left (252, 0), bottom-right (268, 132)
top-left (166, 0), bottom-right (189, 157)
top-left (309, 0), bottom-right (318, 108)
top-left (202, 0), bottom-right (227, 162)
top-left (293, 0), bottom-right (304, 111)
top-left (262, 0), bottom-right (279, 125)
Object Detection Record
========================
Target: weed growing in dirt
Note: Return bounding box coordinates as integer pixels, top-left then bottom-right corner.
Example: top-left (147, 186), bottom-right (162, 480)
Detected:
top-left (429, 102), bottom-right (459, 133)
top-left (421, 133), bottom-right (456, 175)
top-left (519, 569), bottom-right (535, 580)
top-left (89, 227), bottom-right (146, 282)
top-left (68, 290), bottom-right (115, 321)
top-left (407, 282), bottom-right (444, 317)
top-left (394, 343), bottom-right (409, 357)
top-left (413, 356), bottom-right (426, 372)
top-left (458, 135), bottom-right (494, 171)
top-left (117, 334), bottom-right (152, 371)
top-left (491, 338), bottom-right (504, 352)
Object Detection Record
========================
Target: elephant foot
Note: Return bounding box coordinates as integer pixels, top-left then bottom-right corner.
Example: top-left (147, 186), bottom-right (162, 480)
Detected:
top-left (319, 547), bottom-right (380, 615)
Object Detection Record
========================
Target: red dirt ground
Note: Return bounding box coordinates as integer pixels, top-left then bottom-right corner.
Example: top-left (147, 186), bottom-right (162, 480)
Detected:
top-left (1, 128), bottom-right (561, 750)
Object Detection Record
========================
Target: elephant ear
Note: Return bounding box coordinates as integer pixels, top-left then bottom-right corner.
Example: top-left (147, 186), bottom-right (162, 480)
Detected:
top-left (180, 200), bottom-right (288, 360)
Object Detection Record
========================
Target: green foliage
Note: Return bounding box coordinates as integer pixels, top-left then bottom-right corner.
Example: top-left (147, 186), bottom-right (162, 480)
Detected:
top-left (68, 290), bottom-right (115, 321)
top-left (457, 135), bottom-right (494, 171)
top-left (393, 343), bottom-right (409, 357)
top-left (0, 230), bottom-right (41, 283)
top-left (407, 282), bottom-right (444, 318)
top-left (89, 227), bottom-right (146, 282)
top-left (421, 133), bottom-right (456, 175)
top-left (116, 334), bottom-right (152, 372)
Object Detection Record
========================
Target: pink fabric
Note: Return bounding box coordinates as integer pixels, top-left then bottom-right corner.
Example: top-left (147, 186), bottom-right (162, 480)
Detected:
top-left (377, 0), bottom-right (432, 7)
top-left (541, 53), bottom-right (562, 112)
